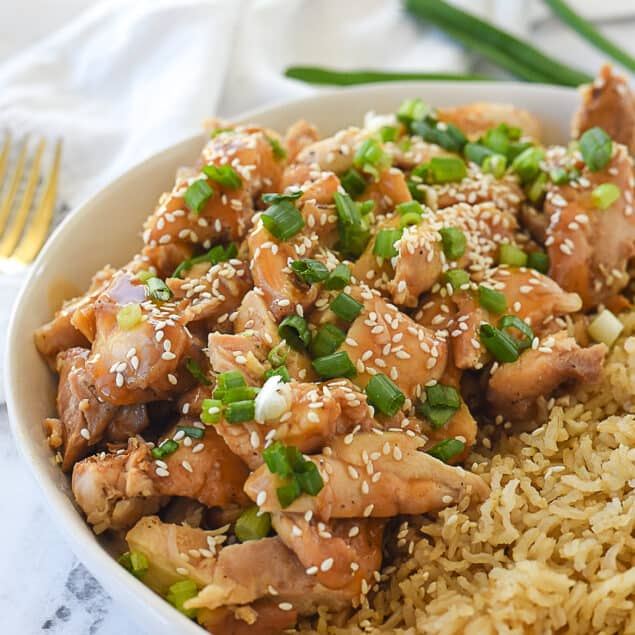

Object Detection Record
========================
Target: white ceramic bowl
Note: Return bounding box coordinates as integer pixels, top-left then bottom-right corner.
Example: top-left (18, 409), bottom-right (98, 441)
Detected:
top-left (6, 81), bottom-right (578, 634)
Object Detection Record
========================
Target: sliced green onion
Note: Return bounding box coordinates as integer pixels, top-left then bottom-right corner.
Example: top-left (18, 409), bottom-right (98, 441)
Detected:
top-left (464, 142), bottom-right (496, 165)
top-left (396, 98), bottom-right (429, 126)
top-left (264, 365), bottom-right (291, 383)
top-left (482, 125), bottom-right (510, 155)
top-left (579, 126), bottom-right (613, 172)
top-left (118, 551), bottom-right (149, 579)
top-left (278, 315), bottom-right (311, 350)
top-left (276, 479), bottom-right (302, 508)
top-left (340, 168), bottom-right (367, 198)
top-left (396, 200), bottom-right (424, 217)
top-left (151, 439), bottom-right (179, 459)
top-left (549, 166), bottom-right (570, 185)
top-left (291, 258), bottom-right (329, 284)
top-left (146, 277), bottom-right (172, 303)
top-left (591, 183), bottom-right (620, 210)
top-left (499, 315), bottom-right (534, 351)
top-left (263, 440), bottom-right (293, 478)
top-left (379, 125), bottom-right (399, 142)
top-left (426, 438), bottom-right (465, 463)
top-left (499, 243), bottom-right (528, 267)
top-left (173, 242), bottom-right (237, 278)
top-left (426, 383), bottom-right (461, 408)
top-left (511, 147), bottom-right (545, 184)
top-left (365, 373), bottom-right (405, 416)
top-left (334, 191), bottom-right (371, 258)
top-left (479, 323), bottom-right (519, 363)
top-left (478, 285), bottom-right (507, 314)
top-left (202, 164), bottom-right (242, 189)
top-left (166, 579), bottom-right (198, 618)
top-left (116, 303), bottom-right (142, 330)
top-left (527, 172), bottom-right (548, 204)
top-left (210, 127), bottom-right (234, 138)
top-left (309, 323), bottom-right (346, 358)
top-left (294, 460), bottom-right (323, 495)
top-left (185, 358), bottom-right (211, 385)
top-left (262, 191), bottom-right (303, 204)
top-left (439, 227), bottom-right (466, 260)
top-left (267, 342), bottom-right (290, 367)
top-left (527, 251), bottom-right (550, 274)
top-left (184, 179), bottom-right (214, 214)
top-left (225, 400), bottom-right (255, 423)
top-left (410, 119), bottom-right (467, 153)
top-left (312, 351), bottom-right (357, 379)
top-left (400, 211), bottom-right (423, 228)
top-left (353, 138), bottom-right (391, 179)
top-left (482, 153), bottom-right (507, 178)
top-left (588, 309), bottom-right (623, 347)
top-left (407, 179), bottom-right (426, 203)
top-left (234, 506), bottom-right (272, 542)
top-left (330, 292), bottom-right (363, 321)
top-left (261, 200), bottom-right (305, 241)
top-left (136, 270), bottom-right (155, 283)
top-left (428, 156), bottom-right (467, 183)
top-left (200, 399), bottom-right (223, 425)
top-left (358, 199), bottom-right (375, 216)
top-left (217, 370), bottom-right (247, 391)
top-left (373, 228), bottom-right (402, 258)
top-left (445, 268), bottom-right (470, 289)
top-left (416, 400), bottom-right (457, 428)
top-left (220, 386), bottom-right (259, 405)
top-left (266, 135), bottom-right (287, 160)
top-left (176, 425), bottom-right (205, 440)
top-left (324, 263), bottom-right (351, 290)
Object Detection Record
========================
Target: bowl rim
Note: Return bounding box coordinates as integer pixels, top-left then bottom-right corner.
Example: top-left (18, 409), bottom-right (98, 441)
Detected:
top-left (5, 79), bottom-right (578, 633)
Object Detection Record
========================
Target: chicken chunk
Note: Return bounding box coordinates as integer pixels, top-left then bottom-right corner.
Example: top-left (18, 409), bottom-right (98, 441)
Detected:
top-left (34, 266), bottom-right (115, 366)
top-left (198, 600), bottom-right (298, 635)
top-left (572, 64), bottom-right (635, 155)
top-left (81, 271), bottom-right (194, 405)
top-left (186, 536), bottom-right (354, 615)
top-left (214, 379), bottom-right (374, 469)
top-left (54, 347), bottom-right (148, 471)
top-left (437, 102), bottom-right (542, 141)
top-left (272, 514), bottom-right (384, 595)
top-left (544, 143), bottom-right (635, 309)
top-left (294, 127), bottom-right (371, 174)
top-left (207, 332), bottom-right (268, 386)
top-left (284, 119), bottom-right (320, 162)
top-left (244, 431), bottom-right (489, 520)
top-left (451, 266), bottom-right (582, 369)
top-left (339, 288), bottom-right (448, 401)
top-left (487, 332), bottom-right (606, 422)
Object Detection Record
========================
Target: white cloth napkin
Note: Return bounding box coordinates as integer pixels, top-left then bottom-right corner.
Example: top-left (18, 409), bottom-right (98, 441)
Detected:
top-left (0, 0), bottom-right (632, 403)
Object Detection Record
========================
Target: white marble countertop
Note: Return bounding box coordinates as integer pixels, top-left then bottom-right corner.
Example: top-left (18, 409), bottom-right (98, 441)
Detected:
top-left (2, 1), bottom-right (634, 634)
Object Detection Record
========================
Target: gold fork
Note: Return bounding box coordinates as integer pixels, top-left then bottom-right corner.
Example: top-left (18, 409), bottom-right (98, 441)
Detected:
top-left (0, 133), bottom-right (62, 264)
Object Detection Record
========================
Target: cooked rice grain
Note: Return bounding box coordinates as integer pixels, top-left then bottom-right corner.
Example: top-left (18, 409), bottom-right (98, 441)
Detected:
top-left (301, 315), bottom-right (635, 634)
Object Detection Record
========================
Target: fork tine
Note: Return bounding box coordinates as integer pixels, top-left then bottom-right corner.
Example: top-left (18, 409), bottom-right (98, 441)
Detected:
top-left (12, 139), bottom-right (63, 263)
top-left (0, 137), bottom-right (46, 258)
top-left (0, 134), bottom-right (29, 235)
top-left (0, 133), bottom-right (11, 187)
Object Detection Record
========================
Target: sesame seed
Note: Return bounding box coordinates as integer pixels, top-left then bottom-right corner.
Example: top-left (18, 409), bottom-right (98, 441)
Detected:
top-left (320, 558), bottom-right (334, 572)
top-left (278, 602), bottom-right (293, 611)
top-left (79, 428), bottom-right (90, 440)
top-left (256, 491), bottom-right (267, 506)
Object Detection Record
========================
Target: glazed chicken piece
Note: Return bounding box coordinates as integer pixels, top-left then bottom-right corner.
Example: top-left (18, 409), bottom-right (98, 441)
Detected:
top-left (207, 332), bottom-right (268, 386)
top-left (437, 102), bottom-right (543, 141)
top-left (572, 64), bottom-right (635, 155)
top-left (34, 266), bottom-right (115, 366)
top-left (72, 438), bottom-right (163, 533)
top-left (284, 119), bottom-right (320, 161)
top-left (186, 536), bottom-right (355, 615)
top-left (72, 422), bottom-right (249, 532)
top-left (168, 259), bottom-right (252, 329)
top-left (451, 266), bottom-right (582, 369)
top-left (247, 218), bottom-right (319, 320)
top-left (294, 127), bottom-right (371, 174)
top-left (245, 431), bottom-right (489, 520)
top-left (75, 271), bottom-right (194, 405)
top-left (384, 137), bottom-right (450, 170)
top-left (272, 514), bottom-right (384, 596)
top-left (214, 378), bottom-right (374, 469)
top-left (487, 331), bottom-right (607, 422)
top-left (126, 515), bottom-right (219, 594)
top-left (544, 143), bottom-right (635, 309)
top-left (52, 347), bottom-right (148, 471)
top-left (339, 288), bottom-right (448, 401)
top-left (198, 599), bottom-right (299, 635)
top-left (362, 167), bottom-right (411, 215)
